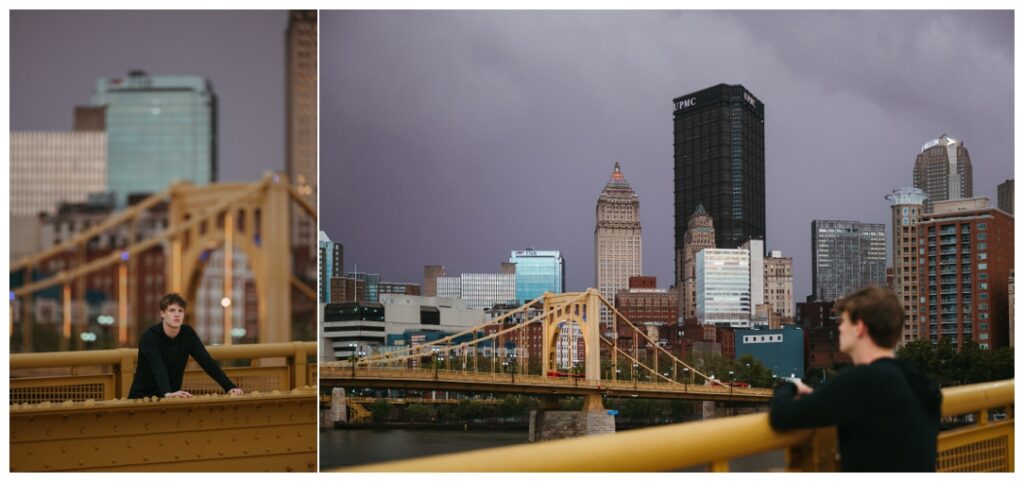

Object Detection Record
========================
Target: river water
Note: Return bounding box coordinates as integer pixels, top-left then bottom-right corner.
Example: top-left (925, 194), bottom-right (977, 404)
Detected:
top-left (320, 428), bottom-right (784, 471)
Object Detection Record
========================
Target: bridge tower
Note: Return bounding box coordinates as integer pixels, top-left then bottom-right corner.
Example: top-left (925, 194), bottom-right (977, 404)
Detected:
top-left (167, 173), bottom-right (296, 343)
top-left (541, 289), bottom-right (602, 380)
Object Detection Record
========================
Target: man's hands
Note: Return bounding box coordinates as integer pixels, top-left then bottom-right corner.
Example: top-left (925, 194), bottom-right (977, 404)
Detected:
top-left (790, 378), bottom-right (814, 398)
top-left (163, 388), bottom-right (242, 398)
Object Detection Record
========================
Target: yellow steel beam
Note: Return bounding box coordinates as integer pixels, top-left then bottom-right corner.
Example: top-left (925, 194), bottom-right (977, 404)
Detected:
top-left (10, 342), bottom-right (317, 370)
top-left (940, 380), bottom-right (1014, 417)
top-left (10, 389), bottom-right (317, 472)
top-left (340, 379), bottom-right (1013, 472)
top-left (291, 275), bottom-right (317, 301)
top-left (344, 411), bottom-right (816, 472)
top-left (288, 184), bottom-right (318, 218)
top-left (11, 179), bottom-right (269, 298)
top-left (9, 186), bottom-right (172, 272)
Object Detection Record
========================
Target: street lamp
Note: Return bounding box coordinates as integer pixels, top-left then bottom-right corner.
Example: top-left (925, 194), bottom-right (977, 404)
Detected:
top-left (683, 367), bottom-right (689, 392)
top-left (729, 370), bottom-right (735, 396)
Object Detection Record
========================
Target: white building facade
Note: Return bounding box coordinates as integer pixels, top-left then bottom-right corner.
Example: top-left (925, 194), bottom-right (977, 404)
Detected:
top-left (696, 248), bottom-right (751, 328)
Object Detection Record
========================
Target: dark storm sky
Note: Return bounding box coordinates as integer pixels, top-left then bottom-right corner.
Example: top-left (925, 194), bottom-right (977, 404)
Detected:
top-left (10, 10), bottom-right (287, 182)
top-left (322, 10), bottom-right (1014, 302)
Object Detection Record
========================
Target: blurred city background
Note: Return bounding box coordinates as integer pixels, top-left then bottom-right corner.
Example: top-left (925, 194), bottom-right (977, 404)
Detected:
top-left (9, 10), bottom-right (319, 352)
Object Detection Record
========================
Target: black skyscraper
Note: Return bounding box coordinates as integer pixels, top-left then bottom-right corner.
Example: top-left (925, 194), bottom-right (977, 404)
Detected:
top-left (673, 83), bottom-right (765, 285)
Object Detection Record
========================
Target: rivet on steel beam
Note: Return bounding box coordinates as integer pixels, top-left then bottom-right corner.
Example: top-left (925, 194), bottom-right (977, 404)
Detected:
top-left (113, 424), bottom-right (119, 432)
top-left (174, 454), bottom-right (180, 460)
top-left (159, 441), bottom-right (165, 447)
top-left (144, 456), bottom-right (150, 462)
top-left (61, 447), bottom-right (66, 454)
top-left (219, 451), bottom-right (224, 456)
top-left (185, 439), bottom-right (191, 446)
top-left (44, 463), bottom-right (50, 469)
top-left (78, 461), bottom-right (83, 467)
top-left (266, 448), bottom-right (271, 453)
top-left (127, 441), bottom-right (133, 449)
top-left (111, 459), bottom-right (116, 464)
top-left (27, 450), bottom-right (33, 456)
top-left (94, 444), bottom-right (100, 451)
top-left (286, 466), bottom-right (294, 472)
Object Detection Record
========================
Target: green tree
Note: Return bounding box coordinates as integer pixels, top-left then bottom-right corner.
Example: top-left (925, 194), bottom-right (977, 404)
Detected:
top-left (404, 403), bottom-right (432, 423)
top-left (367, 399), bottom-right (392, 422)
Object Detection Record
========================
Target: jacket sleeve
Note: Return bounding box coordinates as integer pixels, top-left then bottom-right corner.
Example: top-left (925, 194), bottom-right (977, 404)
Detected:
top-left (139, 334), bottom-right (173, 397)
top-left (188, 331), bottom-right (238, 392)
top-left (769, 374), bottom-right (860, 430)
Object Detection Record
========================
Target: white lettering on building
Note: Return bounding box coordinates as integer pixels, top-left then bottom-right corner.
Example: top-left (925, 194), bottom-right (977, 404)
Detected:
top-left (675, 97), bottom-right (698, 111)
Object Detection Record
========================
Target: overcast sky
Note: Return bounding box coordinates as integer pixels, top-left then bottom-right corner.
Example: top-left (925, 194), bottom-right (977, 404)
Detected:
top-left (10, 10), bottom-right (288, 182)
top-left (324, 10), bottom-right (1014, 302)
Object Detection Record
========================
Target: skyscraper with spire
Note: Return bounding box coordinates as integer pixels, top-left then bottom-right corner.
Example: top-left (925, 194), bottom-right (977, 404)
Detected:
top-left (595, 162), bottom-right (642, 325)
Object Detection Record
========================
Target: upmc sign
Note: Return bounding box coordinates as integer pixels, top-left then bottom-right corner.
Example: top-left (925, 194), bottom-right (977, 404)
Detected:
top-left (673, 87), bottom-right (762, 113)
top-left (674, 97), bottom-right (698, 111)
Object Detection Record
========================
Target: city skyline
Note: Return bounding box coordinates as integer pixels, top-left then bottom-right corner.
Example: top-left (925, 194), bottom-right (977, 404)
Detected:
top-left (321, 11), bottom-right (1009, 302)
top-left (10, 10), bottom-right (288, 183)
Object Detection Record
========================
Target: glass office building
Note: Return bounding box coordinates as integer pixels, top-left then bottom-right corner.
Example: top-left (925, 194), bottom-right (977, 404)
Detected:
top-left (92, 70), bottom-right (216, 206)
top-left (509, 249), bottom-right (565, 303)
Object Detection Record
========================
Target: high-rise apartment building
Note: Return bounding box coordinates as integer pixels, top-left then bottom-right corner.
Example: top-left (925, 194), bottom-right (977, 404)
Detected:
top-left (10, 131), bottom-right (107, 217)
top-left (696, 248), bottom-right (751, 328)
top-left (885, 187), bottom-right (929, 344)
top-left (509, 249), bottom-right (565, 304)
top-left (681, 204), bottom-right (716, 321)
top-left (318, 231), bottom-right (343, 303)
top-left (674, 83), bottom-right (765, 292)
top-left (913, 135), bottom-right (972, 213)
top-left (917, 198), bottom-right (1013, 350)
top-left (997, 179), bottom-right (1013, 214)
top-left (764, 250), bottom-right (794, 321)
top-left (287, 11), bottom-right (318, 250)
top-left (811, 220), bottom-right (886, 302)
top-left (595, 162), bottom-right (642, 323)
top-left (91, 70), bottom-right (216, 207)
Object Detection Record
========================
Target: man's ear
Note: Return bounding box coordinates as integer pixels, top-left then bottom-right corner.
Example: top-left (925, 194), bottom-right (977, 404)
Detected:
top-left (854, 320), bottom-right (868, 338)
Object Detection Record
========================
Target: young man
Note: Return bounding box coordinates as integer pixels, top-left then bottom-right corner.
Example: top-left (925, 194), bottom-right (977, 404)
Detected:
top-left (769, 285), bottom-right (942, 472)
top-left (128, 293), bottom-right (244, 399)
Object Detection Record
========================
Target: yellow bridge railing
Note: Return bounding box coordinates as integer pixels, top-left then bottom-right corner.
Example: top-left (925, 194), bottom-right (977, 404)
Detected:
top-left (342, 379), bottom-right (1013, 472)
top-left (10, 341), bottom-right (317, 403)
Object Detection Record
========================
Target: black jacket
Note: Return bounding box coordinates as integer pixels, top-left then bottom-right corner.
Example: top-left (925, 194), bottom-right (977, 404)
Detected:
top-left (769, 358), bottom-right (942, 472)
top-left (128, 323), bottom-right (237, 398)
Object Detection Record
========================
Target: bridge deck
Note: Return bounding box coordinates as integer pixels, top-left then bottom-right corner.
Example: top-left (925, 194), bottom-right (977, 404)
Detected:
top-left (321, 367), bottom-right (773, 402)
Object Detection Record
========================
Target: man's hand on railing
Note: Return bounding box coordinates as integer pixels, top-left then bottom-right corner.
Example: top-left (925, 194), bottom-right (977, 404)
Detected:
top-left (228, 388), bottom-right (244, 395)
top-left (164, 391), bottom-right (193, 398)
top-left (790, 379), bottom-right (813, 399)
